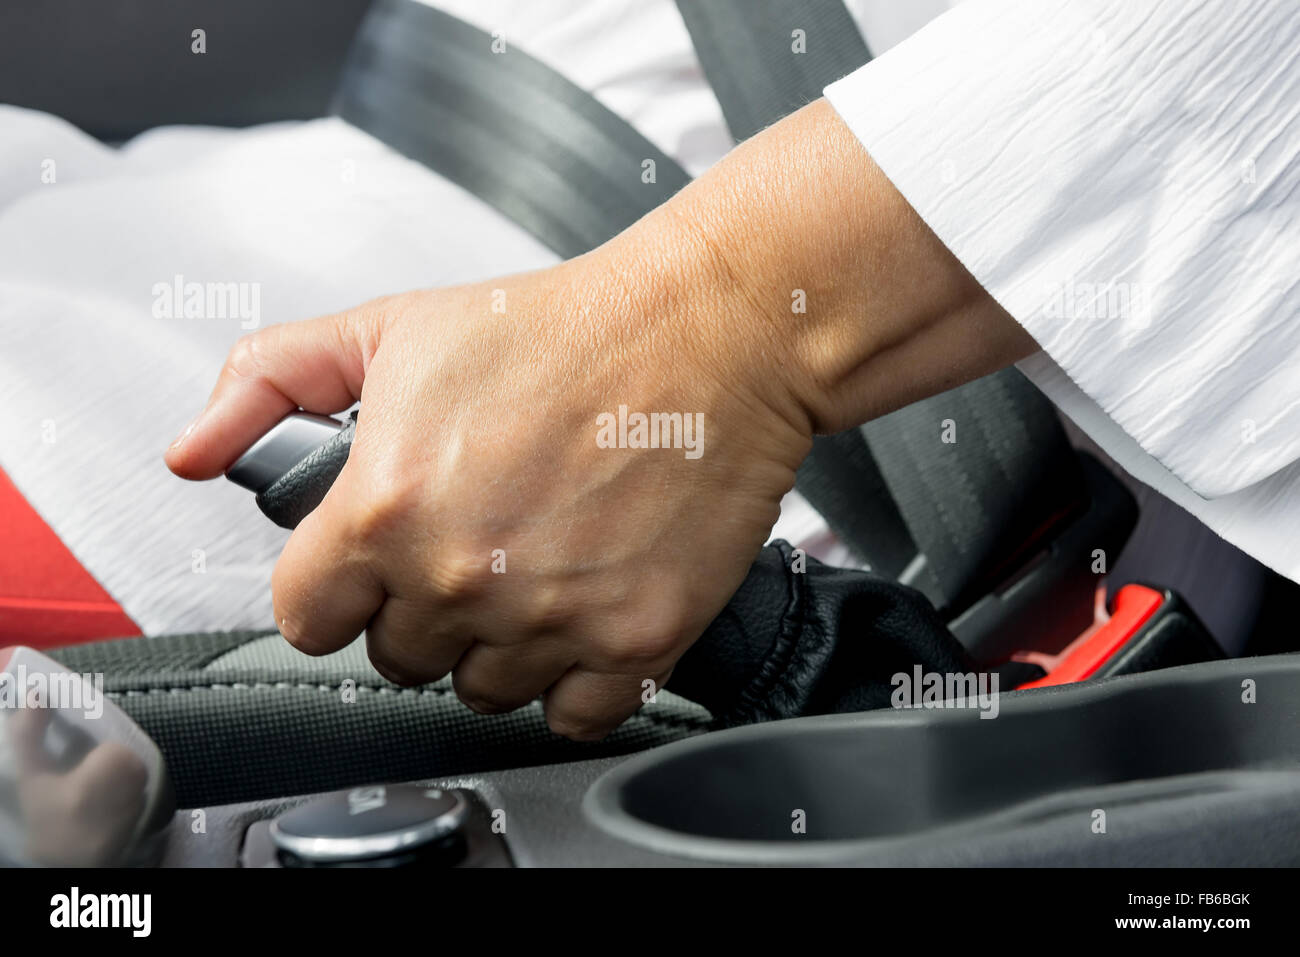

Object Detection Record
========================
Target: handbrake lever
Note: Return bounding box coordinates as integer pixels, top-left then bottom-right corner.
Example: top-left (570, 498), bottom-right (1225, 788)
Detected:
top-left (227, 411), bottom-right (357, 529)
top-left (226, 411), bottom-right (975, 726)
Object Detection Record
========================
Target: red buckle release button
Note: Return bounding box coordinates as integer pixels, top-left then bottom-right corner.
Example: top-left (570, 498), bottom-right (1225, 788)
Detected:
top-left (1016, 584), bottom-right (1165, 689)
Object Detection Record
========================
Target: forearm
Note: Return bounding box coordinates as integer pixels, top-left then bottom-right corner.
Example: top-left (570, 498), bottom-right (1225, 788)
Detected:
top-left (616, 99), bottom-right (1039, 436)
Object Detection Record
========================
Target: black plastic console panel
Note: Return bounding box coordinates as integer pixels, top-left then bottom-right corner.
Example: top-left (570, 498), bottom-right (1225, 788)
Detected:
top-left (584, 653), bottom-right (1300, 864)
top-left (159, 654), bottom-right (1300, 867)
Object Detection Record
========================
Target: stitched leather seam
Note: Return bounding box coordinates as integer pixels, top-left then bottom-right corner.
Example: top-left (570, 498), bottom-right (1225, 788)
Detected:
top-left (107, 684), bottom-right (713, 731)
top-left (725, 541), bottom-right (808, 724)
top-left (112, 683), bottom-right (457, 696)
top-left (760, 575), bottom-right (821, 719)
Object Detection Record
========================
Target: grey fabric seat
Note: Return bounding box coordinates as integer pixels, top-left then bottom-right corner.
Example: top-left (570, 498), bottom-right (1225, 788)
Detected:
top-left (49, 632), bottom-right (712, 809)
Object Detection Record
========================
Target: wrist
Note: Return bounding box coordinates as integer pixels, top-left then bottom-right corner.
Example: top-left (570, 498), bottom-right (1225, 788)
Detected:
top-left (637, 99), bottom-right (1032, 437)
top-left (581, 199), bottom-right (814, 451)
top-left (633, 102), bottom-right (897, 437)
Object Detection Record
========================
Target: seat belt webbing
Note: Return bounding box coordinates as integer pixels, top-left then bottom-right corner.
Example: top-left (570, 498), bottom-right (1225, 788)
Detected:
top-left (793, 430), bottom-right (933, 586)
top-left (334, 0), bottom-right (691, 260)
top-left (674, 0), bottom-right (871, 143)
top-left (861, 369), bottom-right (1086, 613)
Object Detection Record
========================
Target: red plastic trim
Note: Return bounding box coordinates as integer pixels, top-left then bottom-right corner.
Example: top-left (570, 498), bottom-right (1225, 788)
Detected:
top-left (0, 468), bottom-right (140, 647)
top-left (1017, 584), bottom-right (1164, 689)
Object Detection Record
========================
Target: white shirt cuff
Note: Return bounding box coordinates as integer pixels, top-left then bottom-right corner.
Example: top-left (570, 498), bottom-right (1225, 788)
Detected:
top-left (825, 0), bottom-right (1300, 498)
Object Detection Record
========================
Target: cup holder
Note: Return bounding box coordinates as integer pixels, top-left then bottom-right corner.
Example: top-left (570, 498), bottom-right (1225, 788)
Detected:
top-left (584, 656), bottom-right (1300, 861)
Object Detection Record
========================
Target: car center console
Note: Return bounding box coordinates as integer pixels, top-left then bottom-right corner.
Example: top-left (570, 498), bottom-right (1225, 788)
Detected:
top-left (147, 653), bottom-right (1300, 868)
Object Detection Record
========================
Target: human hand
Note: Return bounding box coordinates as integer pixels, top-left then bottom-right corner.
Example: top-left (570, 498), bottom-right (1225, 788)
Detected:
top-left (165, 101), bottom-right (1033, 739)
top-left (165, 215), bottom-right (812, 739)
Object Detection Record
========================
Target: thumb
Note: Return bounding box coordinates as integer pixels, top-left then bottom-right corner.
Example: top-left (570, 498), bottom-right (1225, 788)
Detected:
top-left (165, 308), bottom-right (384, 480)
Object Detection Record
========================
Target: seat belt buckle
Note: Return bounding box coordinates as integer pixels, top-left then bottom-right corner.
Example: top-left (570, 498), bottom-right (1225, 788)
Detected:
top-left (947, 454), bottom-right (1138, 664)
top-left (1012, 584), bottom-right (1223, 689)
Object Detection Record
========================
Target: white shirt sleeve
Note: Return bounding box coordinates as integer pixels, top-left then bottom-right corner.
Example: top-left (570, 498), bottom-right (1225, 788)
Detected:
top-left (824, 0), bottom-right (1300, 501)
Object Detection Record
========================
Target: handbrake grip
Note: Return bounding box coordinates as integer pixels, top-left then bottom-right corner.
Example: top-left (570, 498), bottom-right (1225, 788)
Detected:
top-left (228, 412), bottom-right (357, 529)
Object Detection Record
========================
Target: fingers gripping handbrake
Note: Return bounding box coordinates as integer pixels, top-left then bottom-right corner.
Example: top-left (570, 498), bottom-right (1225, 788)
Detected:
top-left (226, 411), bottom-right (977, 727)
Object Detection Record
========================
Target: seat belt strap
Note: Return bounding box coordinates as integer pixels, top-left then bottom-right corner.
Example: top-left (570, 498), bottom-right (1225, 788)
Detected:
top-left (794, 430), bottom-right (939, 591)
top-left (861, 368), bottom-right (1086, 614)
top-left (674, 0), bottom-right (872, 142)
top-left (333, 0), bottom-right (691, 260)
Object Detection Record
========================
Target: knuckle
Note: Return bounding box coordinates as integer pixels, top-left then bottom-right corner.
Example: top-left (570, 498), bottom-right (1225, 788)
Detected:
top-left (359, 293), bottom-right (404, 330)
top-left (610, 617), bottom-right (683, 669)
top-left (427, 548), bottom-right (494, 603)
top-left (225, 331), bottom-right (268, 380)
top-left (599, 589), bottom-right (696, 668)
top-left (349, 469), bottom-right (419, 546)
top-left (524, 583), bottom-right (576, 631)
